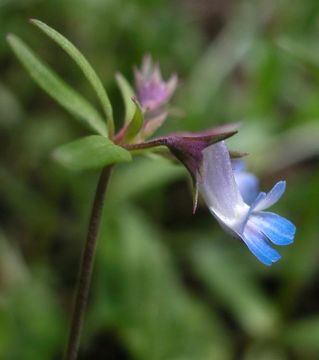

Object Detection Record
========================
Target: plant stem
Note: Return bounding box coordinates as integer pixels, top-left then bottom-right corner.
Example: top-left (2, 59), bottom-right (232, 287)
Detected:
top-left (64, 166), bottom-right (113, 360)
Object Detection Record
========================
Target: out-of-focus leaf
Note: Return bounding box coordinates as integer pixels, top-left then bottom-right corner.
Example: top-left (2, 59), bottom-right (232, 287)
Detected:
top-left (243, 40), bottom-right (283, 117)
top-left (122, 99), bottom-right (144, 142)
top-left (115, 72), bottom-right (136, 124)
top-left (0, 83), bottom-right (22, 127)
top-left (31, 19), bottom-right (114, 135)
top-left (7, 34), bottom-right (107, 136)
top-left (90, 205), bottom-right (232, 360)
top-left (0, 230), bottom-right (29, 293)
top-left (107, 156), bottom-right (184, 204)
top-left (254, 122), bottom-right (319, 173)
top-left (284, 316), bottom-right (319, 352)
top-left (189, 237), bottom-right (279, 337)
top-left (53, 135), bottom-right (131, 170)
top-left (0, 270), bottom-right (64, 360)
top-left (277, 171), bottom-right (319, 310)
top-left (0, 167), bottom-right (55, 234)
top-left (244, 343), bottom-right (286, 360)
top-left (277, 36), bottom-right (319, 69)
top-left (181, 1), bottom-right (264, 127)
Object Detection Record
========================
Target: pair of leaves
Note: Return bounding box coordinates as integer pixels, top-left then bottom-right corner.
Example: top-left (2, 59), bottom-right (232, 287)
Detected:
top-left (8, 20), bottom-right (132, 170)
top-left (8, 34), bottom-right (107, 137)
top-left (33, 19), bottom-right (143, 145)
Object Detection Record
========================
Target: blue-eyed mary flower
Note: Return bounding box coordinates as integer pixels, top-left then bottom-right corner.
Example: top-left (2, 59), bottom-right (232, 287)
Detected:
top-left (197, 141), bottom-right (296, 266)
top-left (133, 55), bottom-right (178, 138)
top-left (116, 55), bottom-right (178, 143)
top-left (134, 54), bottom-right (178, 113)
top-left (124, 56), bottom-right (295, 266)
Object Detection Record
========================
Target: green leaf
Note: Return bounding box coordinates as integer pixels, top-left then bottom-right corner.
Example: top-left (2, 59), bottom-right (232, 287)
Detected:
top-left (7, 34), bottom-right (107, 136)
top-left (122, 99), bottom-right (144, 142)
top-left (115, 72), bottom-right (136, 124)
top-left (93, 205), bottom-right (232, 360)
top-left (284, 317), bottom-right (319, 352)
top-left (189, 237), bottom-right (279, 337)
top-left (107, 156), bottom-right (184, 205)
top-left (277, 36), bottom-right (319, 69)
top-left (181, 1), bottom-right (261, 128)
top-left (53, 135), bottom-right (131, 170)
top-left (31, 19), bottom-right (114, 135)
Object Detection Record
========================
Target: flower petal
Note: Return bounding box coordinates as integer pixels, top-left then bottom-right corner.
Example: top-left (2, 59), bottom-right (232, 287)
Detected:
top-left (232, 159), bottom-right (246, 172)
top-left (199, 141), bottom-right (247, 226)
top-left (234, 170), bottom-right (259, 205)
top-left (253, 181), bottom-right (286, 212)
top-left (242, 223), bottom-right (281, 266)
top-left (250, 212), bottom-right (296, 245)
top-left (166, 74), bottom-right (178, 98)
top-left (134, 55), bottom-right (177, 112)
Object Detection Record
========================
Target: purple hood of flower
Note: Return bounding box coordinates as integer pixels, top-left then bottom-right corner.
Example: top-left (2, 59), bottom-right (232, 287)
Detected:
top-left (124, 123), bottom-right (239, 180)
top-left (164, 124), bottom-right (239, 179)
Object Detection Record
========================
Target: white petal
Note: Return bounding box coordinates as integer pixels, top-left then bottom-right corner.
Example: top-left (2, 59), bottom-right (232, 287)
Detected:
top-left (199, 141), bottom-right (248, 232)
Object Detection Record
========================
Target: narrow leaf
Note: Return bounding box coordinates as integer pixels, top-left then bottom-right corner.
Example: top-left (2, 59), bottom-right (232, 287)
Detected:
top-left (31, 19), bottom-right (114, 135)
top-left (7, 34), bottom-right (107, 136)
top-left (190, 238), bottom-right (279, 337)
top-left (181, 1), bottom-right (262, 126)
top-left (53, 135), bottom-right (131, 170)
top-left (115, 72), bottom-right (136, 124)
top-left (284, 317), bottom-right (319, 351)
top-left (123, 99), bottom-right (144, 142)
top-left (277, 36), bottom-right (319, 68)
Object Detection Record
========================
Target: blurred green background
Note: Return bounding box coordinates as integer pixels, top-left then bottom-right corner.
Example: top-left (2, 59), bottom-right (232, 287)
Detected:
top-left (1, 0), bottom-right (319, 359)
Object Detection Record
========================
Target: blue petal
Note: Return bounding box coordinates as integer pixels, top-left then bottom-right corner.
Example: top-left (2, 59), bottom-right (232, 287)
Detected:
top-left (250, 212), bottom-right (296, 245)
top-left (253, 181), bottom-right (286, 212)
top-left (232, 160), bottom-right (259, 205)
top-left (242, 223), bottom-right (281, 266)
top-left (235, 171), bottom-right (259, 205)
top-left (242, 192), bottom-right (266, 227)
top-left (232, 159), bottom-right (246, 172)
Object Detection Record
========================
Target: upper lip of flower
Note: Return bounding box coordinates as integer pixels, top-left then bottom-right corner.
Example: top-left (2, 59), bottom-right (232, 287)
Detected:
top-left (198, 141), bottom-right (296, 266)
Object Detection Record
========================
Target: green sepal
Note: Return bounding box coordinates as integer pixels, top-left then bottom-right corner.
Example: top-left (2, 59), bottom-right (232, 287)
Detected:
top-left (122, 99), bottom-right (144, 142)
top-left (115, 72), bottom-right (136, 124)
top-left (229, 150), bottom-right (248, 159)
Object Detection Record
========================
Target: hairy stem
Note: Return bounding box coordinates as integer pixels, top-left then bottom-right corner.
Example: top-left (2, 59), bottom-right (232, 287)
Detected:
top-left (64, 166), bottom-right (113, 360)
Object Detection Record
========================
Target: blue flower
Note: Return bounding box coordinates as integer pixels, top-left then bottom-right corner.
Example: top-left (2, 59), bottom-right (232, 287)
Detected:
top-left (198, 141), bottom-right (296, 266)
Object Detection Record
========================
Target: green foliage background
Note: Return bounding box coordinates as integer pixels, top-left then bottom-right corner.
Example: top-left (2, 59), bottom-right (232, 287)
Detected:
top-left (1, 0), bottom-right (319, 359)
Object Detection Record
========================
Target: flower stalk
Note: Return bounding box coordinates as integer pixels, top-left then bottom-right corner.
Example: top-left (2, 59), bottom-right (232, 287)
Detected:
top-left (64, 166), bottom-right (113, 360)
